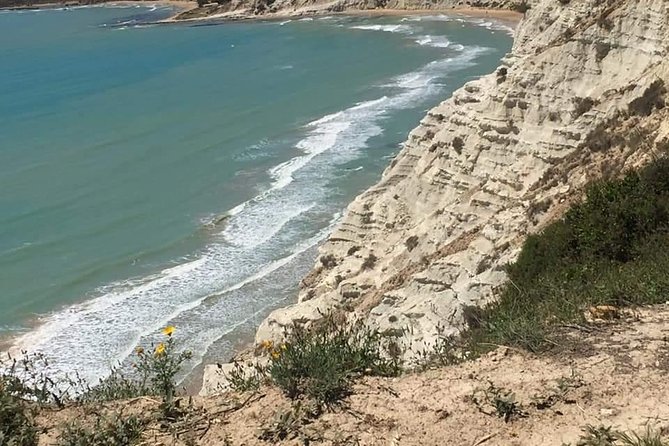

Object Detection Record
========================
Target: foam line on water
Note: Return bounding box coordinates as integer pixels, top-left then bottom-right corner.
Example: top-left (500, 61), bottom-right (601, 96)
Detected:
top-left (8, 44), bottom-right (492, 385)
top-left (415, 35), bottom-right (452, 48)
top-left (350, 24), bottom-right (414, 34)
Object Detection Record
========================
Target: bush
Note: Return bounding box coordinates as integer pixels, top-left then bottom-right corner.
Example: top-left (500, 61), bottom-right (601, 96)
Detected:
top-left (265, 315), bottom-right (401, 408)
top-left (470, 382), bottom-right (525, 423)
top-left (0, 378), bottom-right (37, 446)
top-left (573, 425), bottom-right (669, 446)
top-left (57, 414), bottom-right (144, 446)
top-left (81, 326), bottom-right (191, 418)
top-left (468, 156), bottom-right (669, 352)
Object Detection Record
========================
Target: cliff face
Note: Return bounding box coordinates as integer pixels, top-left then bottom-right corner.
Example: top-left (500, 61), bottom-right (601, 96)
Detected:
top-left (174, 0), bottom-right (522, 21)
top-left (254, 0), bottom-right (669, 357)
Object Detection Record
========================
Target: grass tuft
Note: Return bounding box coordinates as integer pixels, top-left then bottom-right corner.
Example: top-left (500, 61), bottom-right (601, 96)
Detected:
top-left (467, 156), bottom-right (669, 352)
top-left (266, 314), bottom-right (402, 408)
top-left (57, 414), bottom-right (145, 446)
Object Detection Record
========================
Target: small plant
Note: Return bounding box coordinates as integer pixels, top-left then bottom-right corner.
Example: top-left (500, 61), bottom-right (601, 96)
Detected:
top-left (83, 326), bottom-right (191, 417)
top-left (139, 326), bottom-right (192, 416)
top-left (414, 333), bottom-right (466, 370)
top-left (533, 370), bottom-right (585, 410)
top-left (616, 427), bottom-right (669, 446)
top-left (57, 414), bottom-right (145, 446)
top-left (0, 377), bottom-right (38, 446)
top-left (577, 425), bottom-right (618, 446)
top-left (257, 402), bottom-right (318, 442)
top-left (573, 425), bottom-right (668, 446)
top-left (226, 361), bottom-right (265, 393)
top-left (266, 314), bottom-right (401, 408)
top-left (471, 382), bottom-right (525, 422)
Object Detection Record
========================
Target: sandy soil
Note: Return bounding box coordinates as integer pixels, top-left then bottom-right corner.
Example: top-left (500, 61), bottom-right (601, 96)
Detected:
top-left (111, 0), bottom-right (195, 11)
top-left (343, 7), bottom-right (523, 25)
top-left (34, 304), bottom-right (669, 445)
top-left (165, 2), bottom-right (523, 26)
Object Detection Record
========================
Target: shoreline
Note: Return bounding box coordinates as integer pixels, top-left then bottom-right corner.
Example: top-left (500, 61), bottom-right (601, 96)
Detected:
top-left (163, 5), bottom-right (523, 26)
top-left (0, 0), bottom-right (194, 12)
top-left (0, 0), bottom-right (520, 397)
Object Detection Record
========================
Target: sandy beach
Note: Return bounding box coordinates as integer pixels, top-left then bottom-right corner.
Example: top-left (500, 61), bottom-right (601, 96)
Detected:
top-left (165, 5), bottom-right (523, 28)
top-left (0, 0), bottom-right (195, 12)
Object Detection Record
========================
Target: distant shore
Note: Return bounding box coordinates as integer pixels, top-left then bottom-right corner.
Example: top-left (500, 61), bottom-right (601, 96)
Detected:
top-left (0, 0), bottom-right (522, 29)
top-left (164, 5), bottom-right (523, 26)
top-left (0, 0), bottom-right (194, 12)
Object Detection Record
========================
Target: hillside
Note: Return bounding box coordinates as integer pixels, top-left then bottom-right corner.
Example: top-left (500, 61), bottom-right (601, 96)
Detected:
top-left (3, 0), bottom-right (669, 445)
top-left (245, 0), bottom-right (669, 366)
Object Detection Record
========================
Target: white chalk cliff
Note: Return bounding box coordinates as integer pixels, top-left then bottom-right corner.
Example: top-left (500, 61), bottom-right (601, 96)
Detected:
top-left (202, 0), bottom-right (669, 394)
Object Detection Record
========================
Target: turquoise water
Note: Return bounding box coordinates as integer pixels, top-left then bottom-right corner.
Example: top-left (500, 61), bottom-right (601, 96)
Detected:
top-left (0, 5), bottom-right (512, 383)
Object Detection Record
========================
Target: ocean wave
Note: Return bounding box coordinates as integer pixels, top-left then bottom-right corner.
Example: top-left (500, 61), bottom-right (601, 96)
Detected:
top-left (350, 24), bottom-right (414, 34)
top-left (402, 14), bottom-right (514, 35)
top-left (415, 35), bottom-right (451, 48)
top-left (7, 43), bottom-right (491, 386)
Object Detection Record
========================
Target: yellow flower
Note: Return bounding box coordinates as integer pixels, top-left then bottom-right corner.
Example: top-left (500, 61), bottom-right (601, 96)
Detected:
top-left (280, 343), bottom-right (287, 351)
top-left (162, 326), bottom-right (176, 337)
top-left (154, 343), bottom-right (166, 357)
top-left (260, 339), bottom-right (273, 351)
top-left (271, 350), bottom-right (281, 360)
top-left (135, 346), bottom-right (145, 356)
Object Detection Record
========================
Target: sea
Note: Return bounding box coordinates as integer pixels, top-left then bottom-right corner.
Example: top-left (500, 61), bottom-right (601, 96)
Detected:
top-left (0, 4), bottom-right (513, 386)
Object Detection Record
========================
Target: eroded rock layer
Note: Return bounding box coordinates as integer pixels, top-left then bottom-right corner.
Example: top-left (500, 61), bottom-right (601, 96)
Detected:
top-left (254, 0), bottom-right (669, 356)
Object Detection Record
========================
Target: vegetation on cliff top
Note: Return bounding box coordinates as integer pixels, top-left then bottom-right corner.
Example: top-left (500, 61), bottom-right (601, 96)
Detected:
top-left (465, 155), bottom-right (669, 352)
top-left (4, 156), bottom-right (669, 445)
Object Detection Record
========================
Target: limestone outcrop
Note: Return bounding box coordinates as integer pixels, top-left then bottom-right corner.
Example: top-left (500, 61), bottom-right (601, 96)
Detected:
top-left (174, 0), bottom-right (524, 21)
top-left (199, 0), bottom-right (669, 394)
top-left (254, 0), bottom-right (669, 355)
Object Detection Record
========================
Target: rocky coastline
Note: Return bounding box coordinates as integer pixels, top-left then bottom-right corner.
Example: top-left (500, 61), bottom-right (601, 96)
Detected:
top-left (202, 0), bottom-right (669, 394)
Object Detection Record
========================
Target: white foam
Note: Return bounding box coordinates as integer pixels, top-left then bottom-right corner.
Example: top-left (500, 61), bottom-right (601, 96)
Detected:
top-left (415, 35), bottom-right (451, 48)
top-left (8, 42), bottom-right (493, 387)
top-left (350, 24), bottom-right (413, 34)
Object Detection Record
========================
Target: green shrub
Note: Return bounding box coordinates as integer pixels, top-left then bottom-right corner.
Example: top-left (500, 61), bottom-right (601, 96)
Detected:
top-left (469, 156), bottom-right (669, 352)
top-left (57, 414), bottom-right (144, 446)
top-left (470, 382), bottom-right (525, 423)
top-left (0, 378), bottom-right (38, 446)
top-left (264, 315), bottom-right (401, 408)
top-left (82, 326), bottom-right (191, 417)
top-left (573, 425), bottom-right (668, 446)
top-left (226, 361), bottom-right (265, 393)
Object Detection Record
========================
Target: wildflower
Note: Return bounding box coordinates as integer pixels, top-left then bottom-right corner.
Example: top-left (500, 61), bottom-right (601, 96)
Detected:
top-left (271, 350), bottom-right (281, 360)
top-left (260, 339), bottom-right (273, 351)
top-left (155, 343), bottom-right (166, 357)
top-left (280, 343), bottom-right (287, 351)
top-left (135, 346), bottom-right (145, 355)
top-left (162, 326), bottom-right (176, 337)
